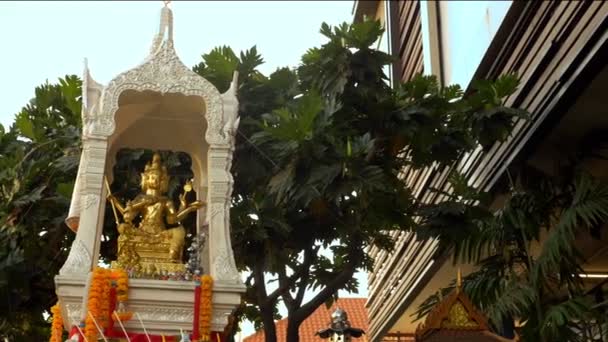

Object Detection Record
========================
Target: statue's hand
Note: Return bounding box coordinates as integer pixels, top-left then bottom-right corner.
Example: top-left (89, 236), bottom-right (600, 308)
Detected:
top-left (117, 222), bottom-right (133, 234)
top-left (179, 192), bottom-right (187, 209)
top-left (190, 200), bottom-right (205, 209)
top-left (180, 180), bottom-right (194, 209)
top-left (141, 196), bottom-right (156, 206)
top-left (107, 193), bottom-right (117, 203)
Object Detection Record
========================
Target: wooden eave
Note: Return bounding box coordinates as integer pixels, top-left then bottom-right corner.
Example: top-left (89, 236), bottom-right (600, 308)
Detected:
top-left (415, 287), bottom-right (515, 342)
top-left (415, 289), bottom-right (488, 338)
top-left (353, 0), bottom-right (380, 23)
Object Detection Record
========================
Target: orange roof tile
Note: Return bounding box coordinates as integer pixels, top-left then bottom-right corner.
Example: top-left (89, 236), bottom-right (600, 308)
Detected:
top-left (243, 298), bottom-right (368, 342)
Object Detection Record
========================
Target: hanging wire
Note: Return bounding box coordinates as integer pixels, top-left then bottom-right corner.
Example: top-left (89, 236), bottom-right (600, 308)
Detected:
top-left (237, 129), bottom-right (279, 169)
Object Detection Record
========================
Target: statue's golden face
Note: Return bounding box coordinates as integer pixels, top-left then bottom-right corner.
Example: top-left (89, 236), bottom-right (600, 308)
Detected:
top-left (144, 170), bottom-right (161, 189)
top-left (140, 167), bottom-right (169, 193)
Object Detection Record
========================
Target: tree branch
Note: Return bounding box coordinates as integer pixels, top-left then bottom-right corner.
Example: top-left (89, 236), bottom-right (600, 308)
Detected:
top-left (292, 239), bottom-right (364, 322)
top-left (253, 261), bottom-right (268, 305)
top-left (266, 265), bottom-right (308, 305)
top-left (253, 260), bottom-right (278, 342)
top-left (294, 246), bottom-right (316, 307)
top-left (245, 273), bottom-right (254, 288)
top-left (278, 268), bottom-right (296, 311)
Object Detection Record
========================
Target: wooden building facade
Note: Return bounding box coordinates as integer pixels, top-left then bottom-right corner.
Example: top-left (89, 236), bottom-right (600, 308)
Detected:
top-left (353, 1), bottom-right (608, 341)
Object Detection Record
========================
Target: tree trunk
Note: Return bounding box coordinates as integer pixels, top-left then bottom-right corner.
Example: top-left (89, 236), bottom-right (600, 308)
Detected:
top-left (261, 304), bottom-right (278, 342)
top-left (499, 314), bottom-right (515, 339)
top-left (286, 315), bottom-right (304, 342)
top-left (253, 261), bottom-right (278, 342)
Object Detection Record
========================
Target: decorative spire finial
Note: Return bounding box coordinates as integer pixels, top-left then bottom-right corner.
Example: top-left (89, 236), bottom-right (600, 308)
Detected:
top-left (149, 0), bottom-right (174, 53)
top-left (456, 268), bottom-right (462, 292)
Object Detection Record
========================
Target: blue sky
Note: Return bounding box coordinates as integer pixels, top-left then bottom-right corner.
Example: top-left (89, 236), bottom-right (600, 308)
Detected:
top-left (0, 0), bottom-right (366, 338)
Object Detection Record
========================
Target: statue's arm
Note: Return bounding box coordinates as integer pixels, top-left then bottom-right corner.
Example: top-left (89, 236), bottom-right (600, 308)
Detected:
top-left (165, 200), bottom-right (178, 225)
top-left (107, 194), bottom-right (126, 214)
top-left (175, 200), bottom-right (205, 222)
top-left (128, 195), bottom-right (149, 210)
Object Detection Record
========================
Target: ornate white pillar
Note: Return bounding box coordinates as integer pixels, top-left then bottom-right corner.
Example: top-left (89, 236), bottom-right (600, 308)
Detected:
top-left (59, 136), bottom-right (108, 275)
top-left (207, 146), bottom-right (239, 283)
top-left (205, 72), bottom-right (241, 285)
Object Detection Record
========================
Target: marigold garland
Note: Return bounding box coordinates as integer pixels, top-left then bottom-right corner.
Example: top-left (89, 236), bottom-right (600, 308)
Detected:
top-left (78, 267), bottom-right (133, 341)
top-left (49, 302), bottom-right (64, 342)
top-left (111, 268), bottom-right (133, 322)
top-left (100, 269), bottom-right (112, 328)
top-left (199, 275), bottom-right (214, 341)
top-left (85, 267), bottom-right (110, 341)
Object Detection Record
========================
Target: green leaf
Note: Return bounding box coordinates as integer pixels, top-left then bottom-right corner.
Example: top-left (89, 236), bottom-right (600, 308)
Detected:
top-left (268, 160), bottom-right (296, 204)
top-left (320, 22), bottom-right (333, 39)
top-left (193, 45), bottom-right (239, 92)
top-left (13, 185), bottom-right (46, 206)
top-left (346, 19), bottom-right (384, 49)
top-left (239, 45), bottom-right (265, 75)
top-left (493, 73), bottom-right (520, 98)
top-left (296, 92), bottom-right (323, 135)
top-left (59, 75), bottom-right (82, 115)
top-left (14, 112), bottom-right (35, 140)
top-left (56, 182), bottom-right (74, 199)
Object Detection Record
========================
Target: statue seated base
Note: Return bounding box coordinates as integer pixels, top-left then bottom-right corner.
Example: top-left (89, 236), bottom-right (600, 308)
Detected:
top-left (111, 260), bottom-right (186, 278)
top-left (112, 227), bottom-right (187, 278)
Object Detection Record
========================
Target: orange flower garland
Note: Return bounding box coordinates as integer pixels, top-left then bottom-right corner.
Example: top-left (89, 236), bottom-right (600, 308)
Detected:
top-left (84, 267), bottom-right (111, 341)
top-left (49, 302), bottom-right (64, 342)
top-left (81, 267), bottom-right (134, 341)
top-left (49, 267), bottom-right (133, 341)
top-left (100, 269), bottom-right (112, 329)
top-left (111, 268), bottom-right (133, 322)
top-left (199, 275), bottom-right (214, 341)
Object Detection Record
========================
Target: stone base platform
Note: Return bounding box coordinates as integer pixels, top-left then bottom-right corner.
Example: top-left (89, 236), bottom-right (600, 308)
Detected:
top-left (55, 274), bottom-right (244, 336)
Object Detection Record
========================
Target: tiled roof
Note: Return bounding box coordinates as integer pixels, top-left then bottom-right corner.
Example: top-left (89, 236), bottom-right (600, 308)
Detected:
top-left (242, 298), bottom-right (368, 342)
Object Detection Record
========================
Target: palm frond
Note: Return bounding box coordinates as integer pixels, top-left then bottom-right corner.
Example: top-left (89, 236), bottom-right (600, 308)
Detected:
top-left (535, 173), bottom-right (608, 280)
top-left (540, 296), bottom-right (594, 341)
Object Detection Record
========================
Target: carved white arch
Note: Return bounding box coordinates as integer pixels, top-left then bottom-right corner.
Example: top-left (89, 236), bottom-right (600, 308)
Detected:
top-left (93, 39), bottom-right (225, 145)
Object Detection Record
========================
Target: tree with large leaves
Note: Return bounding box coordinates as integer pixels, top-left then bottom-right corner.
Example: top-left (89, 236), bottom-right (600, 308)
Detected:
top-left (415, 157), bottom-right (608, 341)
top-left (0, 76), bottom-right (82, 341)
top-left (193, 19), bottom-right (526, 342)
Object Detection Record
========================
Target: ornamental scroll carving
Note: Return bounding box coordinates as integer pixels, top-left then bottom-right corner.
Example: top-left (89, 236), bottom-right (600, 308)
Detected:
top-left (129, 306), bottom-right (194, 323)
top-left (213, 248), bottom-right (240, 283)
top-left (59, 239), bottom-right (92, 275)
top-left (65, 303), bottom-right (83, 326)
top-left (65, 303), bottom-right (194, 324)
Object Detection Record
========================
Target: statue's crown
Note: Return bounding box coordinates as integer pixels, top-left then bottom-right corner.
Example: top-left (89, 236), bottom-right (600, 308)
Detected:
top-left (144, 152), bottom-right (166, 174)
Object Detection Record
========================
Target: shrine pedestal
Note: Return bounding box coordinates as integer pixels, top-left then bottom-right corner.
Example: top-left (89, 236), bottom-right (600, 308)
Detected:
top-left (55, 275), bottom-right (242, 335)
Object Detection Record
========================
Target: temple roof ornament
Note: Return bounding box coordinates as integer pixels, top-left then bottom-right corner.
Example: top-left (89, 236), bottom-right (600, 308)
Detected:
top-left (415, 270), bottom-right (516, 342)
